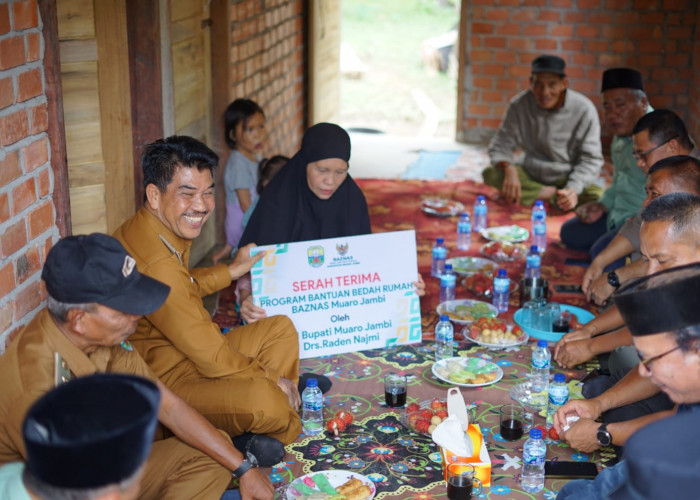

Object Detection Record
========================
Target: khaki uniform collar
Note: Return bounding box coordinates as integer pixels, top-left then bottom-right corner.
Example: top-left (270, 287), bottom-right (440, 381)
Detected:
top-left (139, 207), bottom-right (192, 267)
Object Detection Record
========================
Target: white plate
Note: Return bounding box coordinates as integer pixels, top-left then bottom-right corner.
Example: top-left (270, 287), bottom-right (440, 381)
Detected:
top-left (421, 197), bottom-right (465, 217)
top-left (436, 299), bottom-right (498, 325)
top-left (480, 225), bottom-right (529, 243)
top-left (465, 330), bottom-right (529, 349)
top-left (446, 256), bottom-right (497, 276)
top-left (286, 470), bottom-right (376, 499)
top-left (510, 381), bottom-right (548, 410)
top-left (431, 356), bottom-right (503, 387)
top-left (479, 240), bottom-right (529, 262)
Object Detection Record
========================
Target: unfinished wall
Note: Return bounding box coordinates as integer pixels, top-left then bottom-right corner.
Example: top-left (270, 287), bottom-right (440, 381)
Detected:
top-left (0, 0), bottom-right (59, 351)
top-left (460, 0), bottom-right (699, 144)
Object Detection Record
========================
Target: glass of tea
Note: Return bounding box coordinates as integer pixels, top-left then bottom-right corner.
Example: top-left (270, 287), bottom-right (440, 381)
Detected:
top-left (384, 373), bottom-right (407, 408)
top-left (446, 463), bottom-right (482, 500)
top-left (499, 404), bottom-right (525, 441)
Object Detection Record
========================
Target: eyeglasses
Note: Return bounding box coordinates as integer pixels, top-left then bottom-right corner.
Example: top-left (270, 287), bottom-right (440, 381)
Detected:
top-left (636, 344), bottom-right (682, 370)
top-left (632, 135), bottom-right (677, 161)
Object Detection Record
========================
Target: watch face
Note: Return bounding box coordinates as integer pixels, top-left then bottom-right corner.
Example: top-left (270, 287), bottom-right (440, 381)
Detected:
top-left (607, 271), bottom-right (620, 288)
top-left (597, 429), bottom-right (611, 446)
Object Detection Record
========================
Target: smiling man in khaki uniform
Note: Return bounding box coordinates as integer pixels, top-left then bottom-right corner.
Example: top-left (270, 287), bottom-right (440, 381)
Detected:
top-left (113, 135), bottom-right (302, 464)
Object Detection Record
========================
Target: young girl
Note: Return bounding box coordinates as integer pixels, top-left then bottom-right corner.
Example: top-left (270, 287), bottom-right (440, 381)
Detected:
top-left (241, 155), bottom-right (289, 229)
top-left (212, 99), bottom-right (267, 264)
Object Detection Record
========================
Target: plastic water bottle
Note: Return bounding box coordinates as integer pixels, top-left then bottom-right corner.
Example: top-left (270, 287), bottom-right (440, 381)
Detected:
top-left (435, 314), bottom-right (454, 361)
top-left (301, 378), bottom-right (323, 436)
top-left (521, 428), bottom-right (546, 493)
top-left (473, 195), bottom-right (488, 232)
top-left (492, 269), bottom-right (510, 313)
top-left (531, 200), bottom-right (547, 252)
top-left (431, 237), bottom-right (447, 278)
top-left (531, 340), bottom-right (551, 392)
top-left (546, 373), bottom-right (569, 430)
top-left (439, 264), bottom-right (456, 303)
top-left (525, 245), bottom-right (541, 279)
top-left (456, 212), bottom-right (471, 250)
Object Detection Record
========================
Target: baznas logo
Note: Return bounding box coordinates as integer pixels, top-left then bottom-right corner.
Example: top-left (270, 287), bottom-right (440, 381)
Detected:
top-left (307, 246), bottom-right (324, 267)
top-left (336, 242), bottom-right (349, 256)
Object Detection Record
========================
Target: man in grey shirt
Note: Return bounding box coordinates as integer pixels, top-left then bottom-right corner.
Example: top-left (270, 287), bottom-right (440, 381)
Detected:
top-left (483, 55), bottom-right (604, 210)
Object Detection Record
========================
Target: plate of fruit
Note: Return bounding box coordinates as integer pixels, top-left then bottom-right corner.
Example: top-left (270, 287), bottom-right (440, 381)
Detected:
top-left (480, 225), bottom-right (529, 243)
top-left (325, 410), bottom-right (355, 436)
top-left (445, 256), bottom-right (497, 276)
top-left (420, 197), bottom-right (465, 217)
top-left (462, 316), bottom-right (528, 349)
top-left (480, 241), bottom-right (529, 262)
top-left (432, 356), bottom-right (503, 387)
top-left (286, 470), bottom-right (375, 499)
top-left (463, 271), bottom-right (520, 299)
top-left (399, 398), bottom-right (449, 437)
top-left (436, 299), bottom-right (498, 325)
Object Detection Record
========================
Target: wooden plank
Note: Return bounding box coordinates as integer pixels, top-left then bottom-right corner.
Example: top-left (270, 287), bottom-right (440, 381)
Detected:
top-left (67, 160), bottom-right (105, 189)
top-left (175, 115), bottom-right (206, 140)
top-left (60, 61), bottom-right (103, 167)
top-left (39, 0), bottom-right (72, 237)
top-left (308, 0), bottom-right (341, 124)
top-left (56, 0), bottom-right (95, 40)
top-left (95, 0), bottom-right (135, 232)
top-left (58, 39), bottom-right (98, 63)
top-left (170, 0), bottom-right (199, 23)
top-left (455, 0), bottom-right (467, 142)
top-left (170, 15), bottom-right (200, 45)
top-left (69, 185), bottom-right (107, 234)
top-left (160, 0), bottom-right (175, 136)
top-left (172, 37), bottom-right (205, 132)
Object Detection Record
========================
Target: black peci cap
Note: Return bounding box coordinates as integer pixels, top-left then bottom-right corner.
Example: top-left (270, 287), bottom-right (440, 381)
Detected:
top-left (531, 55), bottom-right (566, 76)
top-left (601, 67), bottom-right (644, 92)
top-left (41, 233), bottom-right (170, 316)
top-left (23, 374), bottom-right (161, 489)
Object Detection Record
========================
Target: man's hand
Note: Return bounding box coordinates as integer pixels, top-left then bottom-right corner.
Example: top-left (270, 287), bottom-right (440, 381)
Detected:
top-left (576, 202), bottom-right (606, 225)
top-left (239, 468), bottom-right (274, 500)
top-left (277, 377), bottom-right (301, 409)
top-left (560, 417), bottom-right (601, 453)
top-left (229, 243), bottom-right (265, 280)
top-left (556, 188), bottom-right (578, 212)
top-left (554, 327), bottom-right (593, 361)
top-left (414, 273), bottom-right (426, 297)
top-left (555, 339), bottom-right (594, 368)
top-left (553, 398), bottom-right (603, 435)
top-left (240, 295), bottom-right (267, 324)
top-left (501, 164), bottom-right (522, 205)
top-left (586, 274), bottom-right (615, 305)
top-left (581, 262), bottom-right (604, 295)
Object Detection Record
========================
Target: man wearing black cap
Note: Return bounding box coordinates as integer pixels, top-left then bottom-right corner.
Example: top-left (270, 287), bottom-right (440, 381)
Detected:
top-left (483, 54), bottom-right (604, 209)
top-left (560, 67), bottom-right (651, 256)
top-left (0, 373), bottom-right (159, 500)
top-left (0, 234), bottom-right (274, 499)
top-left (555, 261), bottom-right (700, 499)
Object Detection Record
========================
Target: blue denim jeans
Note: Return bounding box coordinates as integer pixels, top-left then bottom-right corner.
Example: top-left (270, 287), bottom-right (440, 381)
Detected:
top-left (556, 460), bottom-right (628, 499)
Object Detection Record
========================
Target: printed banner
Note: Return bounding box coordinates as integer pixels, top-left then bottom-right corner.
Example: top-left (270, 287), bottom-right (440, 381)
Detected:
top-left (250, 230), bottom-right (422, 359)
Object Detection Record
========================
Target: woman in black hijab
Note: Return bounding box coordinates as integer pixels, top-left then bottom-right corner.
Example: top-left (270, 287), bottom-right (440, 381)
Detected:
top-left (238, 122), bottom-right (370, 247)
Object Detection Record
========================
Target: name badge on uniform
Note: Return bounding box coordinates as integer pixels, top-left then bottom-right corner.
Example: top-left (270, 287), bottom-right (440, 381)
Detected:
top-left (120, 340), bottom-right (134, 352)
top-left (54, 353), bottom-right (71, 386)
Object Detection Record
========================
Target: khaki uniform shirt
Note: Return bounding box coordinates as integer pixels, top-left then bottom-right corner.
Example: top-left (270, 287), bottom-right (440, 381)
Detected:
top-left (0, 310), bottom-right (154, 464)
top-left (113, 208), bottom-right (280, 384)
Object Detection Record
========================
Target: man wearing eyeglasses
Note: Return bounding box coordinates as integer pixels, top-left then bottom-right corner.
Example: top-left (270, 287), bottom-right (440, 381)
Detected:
top-left (582, 110), bottom-right (700, 306)
top-left (552, 193), bottom-right (700, 452)
top-left (554, 261), bottom-right (700, 499)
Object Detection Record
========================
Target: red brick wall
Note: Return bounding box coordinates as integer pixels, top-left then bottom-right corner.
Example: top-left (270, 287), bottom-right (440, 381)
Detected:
top-left (0, 0), bottom-right (57, 351)
top-left (460, 0), bottom-right (699, 144)
top-left (227, 0), bottom-right (306, 157)
top-left (688, 2), bottom-right (700, 143)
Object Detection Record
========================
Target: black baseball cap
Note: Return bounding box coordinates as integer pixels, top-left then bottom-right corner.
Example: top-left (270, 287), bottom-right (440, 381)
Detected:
top-left (601, 67), bottom-right (644, 92)
top-left (23, 373), bottom-right (160, 489)
top-left (531, 55), bottom-right (566, 76)
top-left (42, 233), bottom-right (170, 315)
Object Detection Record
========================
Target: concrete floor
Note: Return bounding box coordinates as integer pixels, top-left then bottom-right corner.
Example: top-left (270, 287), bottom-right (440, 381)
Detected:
top-left (348, 130), bottom-right (484, 179)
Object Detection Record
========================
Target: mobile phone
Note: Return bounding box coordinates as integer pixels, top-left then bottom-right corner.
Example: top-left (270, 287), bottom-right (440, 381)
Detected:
top-left (579, 369), bottom-right (601, 384)
top-left (553, 284), bottom-right (583, 294)
top-left (564, 257), bottom-right (590, 268)
top-left (545, 460), bottom-right (598, 479)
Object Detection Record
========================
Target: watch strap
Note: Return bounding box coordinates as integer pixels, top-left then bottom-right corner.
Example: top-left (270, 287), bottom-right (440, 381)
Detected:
top-left (607, 270), bottom-right (620, 288)
top-left (232, 458), bottom-right (254, 478)
top-left (597, 423), bottom-right (612, 446)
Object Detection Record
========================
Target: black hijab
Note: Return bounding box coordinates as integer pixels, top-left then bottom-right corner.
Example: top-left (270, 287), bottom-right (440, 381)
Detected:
top-left (239, 123), bottom-right (371, 246)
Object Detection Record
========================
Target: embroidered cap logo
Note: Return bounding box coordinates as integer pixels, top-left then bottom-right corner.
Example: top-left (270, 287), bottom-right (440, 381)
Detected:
top-left (122, 255), bottom-right (136, 277)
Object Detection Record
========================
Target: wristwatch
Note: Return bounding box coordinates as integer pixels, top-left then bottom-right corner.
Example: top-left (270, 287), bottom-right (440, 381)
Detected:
top-left (596, 423), bottom-right (612, 446)
top-left (232, 458), bottom-right (255, 478)
top-left (607, 270), bottom-right (621, 289)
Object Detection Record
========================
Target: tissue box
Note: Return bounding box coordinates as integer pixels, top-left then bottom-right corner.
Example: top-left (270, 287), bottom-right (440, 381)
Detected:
top-left (439, 424), bottom-right (492, 487)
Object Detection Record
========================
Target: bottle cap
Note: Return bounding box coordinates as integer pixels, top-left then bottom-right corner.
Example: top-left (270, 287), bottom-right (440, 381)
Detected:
top-left (530, 245), bottom-right (538, 252)
top-left (461, 212), bottom-right (469, 217)
top-left (305, 378), bottom-right (318, 388)
top-left (444, 264), bottom-right (453, 271)
top-left (529, 428), bottom-right (543, 439)
top-left (497, 269), bottom-right (507, 278)
top-left (477, 195), bottom-right (485, 201)
top-left (534, 200), bottom-right (544, 207)
top-left (537, 340), bottom-right (548, 347)
top-left (439, 314), bottom-right (450, 322)
top-left (554, 373), bottom-right (565, 383)
top-left (436, 237), bottom-right (444, 244)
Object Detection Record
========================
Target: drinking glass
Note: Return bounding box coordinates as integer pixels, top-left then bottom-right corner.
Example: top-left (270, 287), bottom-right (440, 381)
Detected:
top-left (446, 463), bottom-right (482, 500)
top-left (499, 404), bottom-right (525, 441)
top-left (384, 373), bottom-right (407, 408)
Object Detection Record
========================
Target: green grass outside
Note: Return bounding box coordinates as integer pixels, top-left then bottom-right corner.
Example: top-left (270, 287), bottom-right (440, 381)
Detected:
top-left (340, 0), bottom-right (460, 136)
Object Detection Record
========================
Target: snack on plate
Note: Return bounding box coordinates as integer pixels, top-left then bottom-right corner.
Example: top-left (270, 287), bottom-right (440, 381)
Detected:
top-left (291, 472), bottom-right (372, 500)
top-left (480, 241), bottom-right (528, 262)
top-left (336, 477), bottom-right (372, 500)
top-left (465, 317), bottom-right (525, 345)
top-left (433, 358), bottom-right (500, 385)
top-left (421, 197), bottom-right (464, 216)
top-left (401, 399), bottom-right (448, 436)
top-left (444, 301), bottom-right (496, 322)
